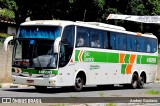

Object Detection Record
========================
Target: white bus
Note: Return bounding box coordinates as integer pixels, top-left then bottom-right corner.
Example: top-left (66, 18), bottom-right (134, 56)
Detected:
top-left (4, 20), bottom-right (158, 92)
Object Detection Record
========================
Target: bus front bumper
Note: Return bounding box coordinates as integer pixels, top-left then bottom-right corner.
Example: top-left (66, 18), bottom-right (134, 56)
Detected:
top-left (12, 75), bottom-right (57, 86)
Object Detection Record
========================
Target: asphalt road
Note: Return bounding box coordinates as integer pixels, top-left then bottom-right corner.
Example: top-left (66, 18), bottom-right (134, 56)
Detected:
top-left (0, 83), bottom-right (160, 105)
top-left (0, 83), bottom-right (160, 97)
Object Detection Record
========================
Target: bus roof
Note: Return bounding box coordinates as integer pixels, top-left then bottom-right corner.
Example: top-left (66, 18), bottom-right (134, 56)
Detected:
top-left (20, 20), bottom-right (157, 39)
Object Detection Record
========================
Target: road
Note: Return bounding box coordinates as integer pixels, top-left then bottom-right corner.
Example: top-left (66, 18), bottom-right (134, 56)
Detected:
top-left (0, 83), bottom-right (159, 105)
top-left (0, 83), bottom-right (160, 97)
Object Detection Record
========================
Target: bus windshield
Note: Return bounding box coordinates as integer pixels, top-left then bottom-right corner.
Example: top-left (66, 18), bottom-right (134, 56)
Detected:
top-left (18, 26), bottom-right (61, 39)
top-left (13, 39), bottom-right (58, 69)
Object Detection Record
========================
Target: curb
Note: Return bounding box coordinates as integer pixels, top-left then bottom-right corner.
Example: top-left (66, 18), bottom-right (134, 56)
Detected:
top-left (0, 83), bottom-right (29, 88)
top-left (154, 80), bottom-right (160, 83)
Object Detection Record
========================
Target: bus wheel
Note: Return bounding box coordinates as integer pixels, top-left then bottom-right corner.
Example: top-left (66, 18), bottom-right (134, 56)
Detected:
top-left (138, 76), bottom-right (145, 89)
top-left (131, 74), bottom-right (138, 89)
top-left (35, 86), bottom-right (47, 92)
top-left (73, 76), bottom-right (84, 92)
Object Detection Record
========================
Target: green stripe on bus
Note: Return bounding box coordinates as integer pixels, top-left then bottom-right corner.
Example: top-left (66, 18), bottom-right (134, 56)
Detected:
top-left (20, 68), bottom-right (58, 75)
top-left (75, 50), bottom-right (119, 63)
top-left (137, 55), bottom-right (141, 64)
top-left (138, 55), bottom-right (158, 64)
top-left (121, 64), bottom-right (127, 74)
top-left (107, 52), bottom-right (119, 63)
top-left (75, 50), bottom-right (158, 65)
top-left (124, 54), bottom-right (130, 63)
top-left (75, 50), bottom-right (80, 61)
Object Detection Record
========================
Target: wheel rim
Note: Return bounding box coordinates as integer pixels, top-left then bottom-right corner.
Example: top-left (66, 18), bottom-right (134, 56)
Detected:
top-left (139, 77), bottom-right (144, 87)
top-left (76, 77), bottom-right (82, 88)
top-left (132, 74), bottom-right (138, 88)
top-left (132, 80), bottom-right (137, 88)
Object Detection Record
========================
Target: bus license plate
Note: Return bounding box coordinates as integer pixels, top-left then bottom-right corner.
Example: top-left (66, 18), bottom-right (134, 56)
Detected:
top-left (27, 80), bottom-right (34, 83)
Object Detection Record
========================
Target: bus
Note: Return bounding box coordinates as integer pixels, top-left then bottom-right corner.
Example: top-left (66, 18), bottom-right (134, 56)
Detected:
top-left (4, 20), bottom-right (158, 92)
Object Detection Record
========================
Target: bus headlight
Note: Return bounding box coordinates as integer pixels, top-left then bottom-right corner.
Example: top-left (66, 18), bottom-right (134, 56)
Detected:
top-left (12, 68), bottom-right (21, 76)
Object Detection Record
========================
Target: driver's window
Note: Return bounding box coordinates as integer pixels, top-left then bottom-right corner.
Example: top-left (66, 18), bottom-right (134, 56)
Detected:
top-left (59, 44), bottom-right (67, 67)
top-left (59, 25), bottom-right (75, 67)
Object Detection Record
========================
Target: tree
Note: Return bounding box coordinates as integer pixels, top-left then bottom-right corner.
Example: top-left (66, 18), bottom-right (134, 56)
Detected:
top-left (0, 0), bottom-right (17, 21)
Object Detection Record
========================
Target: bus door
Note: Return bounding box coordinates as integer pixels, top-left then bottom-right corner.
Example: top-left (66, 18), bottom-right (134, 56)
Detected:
top-left (57, 43), bottom-right (75, 86)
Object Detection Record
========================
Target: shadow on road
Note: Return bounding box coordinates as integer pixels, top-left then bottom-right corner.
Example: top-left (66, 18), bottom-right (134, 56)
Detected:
top-left (2, 85), bottom-right (149, 94)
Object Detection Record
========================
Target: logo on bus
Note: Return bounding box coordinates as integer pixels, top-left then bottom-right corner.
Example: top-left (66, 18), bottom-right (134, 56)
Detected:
top-left (147, 58), bottom-right (156, 63)
top-left (84, 51), bottom-right (94, 62)
top-left (39, 70), bottom-right (52, 74)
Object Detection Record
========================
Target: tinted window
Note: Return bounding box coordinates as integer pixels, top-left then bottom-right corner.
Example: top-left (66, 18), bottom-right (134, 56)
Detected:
top-left (76, 26), bottom-right (89, 47)
top-left (62, 26), bottom-right (75, 48)
top-left (147, 38), bottom-right (157, 53)
top-left (115, 33), bottom-right (126, 50)
top-left (103, 31), bottom-right (108, 49)
top-left (109, 32), bottom-right (116, 49)
top-left (90, 29), bottom-right (100, 48)
top-left (137, 37), bottom-right (146, 52)
top-left (60, 26), bottom-right (75, 67)
top-left (18, 26), bottom-right (61, 39)
top-left (127, 35), bottom-right (136, 51)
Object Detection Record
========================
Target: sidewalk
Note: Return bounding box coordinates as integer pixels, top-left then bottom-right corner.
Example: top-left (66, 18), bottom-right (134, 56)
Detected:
top-left (0, 83), bottom-right (29, 88)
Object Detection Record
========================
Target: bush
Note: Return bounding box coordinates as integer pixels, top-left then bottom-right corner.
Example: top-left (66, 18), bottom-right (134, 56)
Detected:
top-left (0, 33), bottom-right (11, 38)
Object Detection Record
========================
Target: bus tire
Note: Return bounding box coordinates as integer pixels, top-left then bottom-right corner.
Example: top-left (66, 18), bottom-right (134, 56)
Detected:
top-left (131, 74), bottom-right (138, 89)
top-left (73, 76), bottom-right (84, 92)
top-left (138, 76), bottom-right (145, 89)
top-left (35, 86), bottom-right (47, 92)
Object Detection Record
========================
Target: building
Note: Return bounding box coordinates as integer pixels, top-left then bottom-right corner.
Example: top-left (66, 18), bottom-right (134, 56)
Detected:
top-left (0, 19), bottom-right (17, 35)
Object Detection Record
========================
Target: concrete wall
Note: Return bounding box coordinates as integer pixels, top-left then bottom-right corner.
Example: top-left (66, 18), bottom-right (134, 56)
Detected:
top-left (157, 58), bottom-right (160, 80)
top-left (7, 26), bottom-right (16, 35)
top-left (0, 44), bottom-right (159, 83)
top-left (0, 45), bottom-right (12, 82)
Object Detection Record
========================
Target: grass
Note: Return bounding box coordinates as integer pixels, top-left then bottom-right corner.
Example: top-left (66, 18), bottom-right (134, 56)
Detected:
top-left (99, 92), bottom-right (105, 97)
top-left (106, 103), bottom-right (116, 106)
top-left (145, 90), bottom-right (160, 95)
top-left (158, 49), bottom-right (160, 54)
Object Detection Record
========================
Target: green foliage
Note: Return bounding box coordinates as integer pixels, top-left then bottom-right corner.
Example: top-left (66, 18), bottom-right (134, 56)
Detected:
top-left (94, 0), bottom-right (105, 9)
top-left (0, 33), bottom-right (11, 38)
top-left (106, 103), bottom-right (116, 106)
top-left (0, 8), bottom-right (15, 19)
top-left (1, 0), bottom-right (160, 43)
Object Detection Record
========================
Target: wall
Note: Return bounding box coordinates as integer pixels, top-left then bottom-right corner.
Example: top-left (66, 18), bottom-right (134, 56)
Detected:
top-left (7, 26), bottom-right (16, 35)
top-left (0, 45), bottom-right (12, 82)
top-left (157, 58), bottom-right (160, 80)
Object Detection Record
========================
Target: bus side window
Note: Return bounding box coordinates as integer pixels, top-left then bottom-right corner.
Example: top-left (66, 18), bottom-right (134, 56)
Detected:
top-left (77, 35), bottom-right (85, 47)
top-left (137, 37), bottom-right (146, 52)
top-left (109, 32), bottom-right (115, 49)
top-left (115, 33), bottom-right (126, 50)
top-left (90, 30), bottom-right (103, 48)
top-left (98, 31), bottom-right (103, 48)
top-left (150, 38), bottom-right (157, 53)
top-left (146, 38), bottom-right (151, 53)
top-left (103, 31), bottom-right (108, 49)
top-left (90, 29), bottom-right (100, 48)
top-left (127, 35), bottom-right (136, 51)
top-left (76, 26), bottom-right (89, 47)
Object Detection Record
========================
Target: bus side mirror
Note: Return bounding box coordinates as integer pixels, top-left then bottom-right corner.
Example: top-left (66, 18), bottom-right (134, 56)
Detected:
top-left (3, 36), bottom-right (13, 52)
top-left (54, 37), bottom-right (61, 53)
